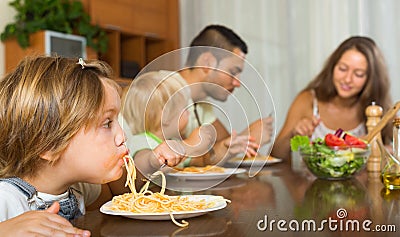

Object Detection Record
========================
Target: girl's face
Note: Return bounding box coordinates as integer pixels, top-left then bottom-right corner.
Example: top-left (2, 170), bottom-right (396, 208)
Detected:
top-left (60, 80), bottom-right (127, 184)
top-left (333, 49), bottom-right (368, 99)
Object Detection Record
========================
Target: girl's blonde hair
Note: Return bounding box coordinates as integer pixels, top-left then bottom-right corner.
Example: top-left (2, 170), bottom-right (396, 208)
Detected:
top-left (122, 71), bottom-right (189, 135)
top-left (0, 55), bottom-right (119, 178)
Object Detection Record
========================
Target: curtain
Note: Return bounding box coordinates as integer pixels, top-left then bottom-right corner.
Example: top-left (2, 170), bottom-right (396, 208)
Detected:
top-left (179, 0), bottom-right (400, 137)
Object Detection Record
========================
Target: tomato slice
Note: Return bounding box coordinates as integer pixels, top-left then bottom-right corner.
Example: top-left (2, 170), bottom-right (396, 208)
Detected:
top-left (325, 134), bottom-right (347, 147)
top-left (343, 134), bottom-right (367, 148)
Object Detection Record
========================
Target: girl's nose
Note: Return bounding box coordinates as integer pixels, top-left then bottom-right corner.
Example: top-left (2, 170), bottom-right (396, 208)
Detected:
top-left (115, 125), bottom-right (126, 147)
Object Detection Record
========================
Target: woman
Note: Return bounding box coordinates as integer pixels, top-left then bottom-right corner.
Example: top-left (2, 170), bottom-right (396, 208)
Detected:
top-left (271, 36), bottom-right (392, 159)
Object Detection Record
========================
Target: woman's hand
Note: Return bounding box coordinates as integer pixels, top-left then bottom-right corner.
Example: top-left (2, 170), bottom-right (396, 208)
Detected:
top-left (0, 202), bottom-right (90, 237)
top-left (292, 116), bottom-right (320, 137)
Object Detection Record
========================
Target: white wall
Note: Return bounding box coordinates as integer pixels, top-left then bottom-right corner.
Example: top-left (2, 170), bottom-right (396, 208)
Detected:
top-left (0, 0), bottom-right (15, 77)
top-left (179, 0), bottom-right (400, 134)
top-left (1, 1), bottom-right (399, 129)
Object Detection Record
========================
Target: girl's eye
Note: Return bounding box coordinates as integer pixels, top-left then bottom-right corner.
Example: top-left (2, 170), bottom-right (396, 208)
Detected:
top-left (103, 119), bottom-right (113, 128)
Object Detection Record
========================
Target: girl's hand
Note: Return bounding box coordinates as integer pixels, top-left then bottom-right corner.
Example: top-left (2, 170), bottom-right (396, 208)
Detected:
top-left (182, 124), bottom-right (216, 157)
top-left (153, 140), bottom-right (186, 167)
top-left (0, 202), bottom-right (90, 237)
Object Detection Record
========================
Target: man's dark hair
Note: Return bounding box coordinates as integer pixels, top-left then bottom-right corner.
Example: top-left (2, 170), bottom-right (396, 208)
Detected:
top-left (186, 25), bottom-right (248, 66)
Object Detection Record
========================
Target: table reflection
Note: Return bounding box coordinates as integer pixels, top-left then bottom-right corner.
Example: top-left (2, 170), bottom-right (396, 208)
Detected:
top-left (99, 214), bottom-right (230, 237)
top-left (295, 178), bottom-right (369, 222)
top-left (381, 188), bottom-right (400, 224)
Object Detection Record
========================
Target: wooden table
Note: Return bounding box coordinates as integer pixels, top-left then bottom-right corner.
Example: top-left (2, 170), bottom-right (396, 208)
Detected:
top-left (72, 156), bottom-right (399, 237)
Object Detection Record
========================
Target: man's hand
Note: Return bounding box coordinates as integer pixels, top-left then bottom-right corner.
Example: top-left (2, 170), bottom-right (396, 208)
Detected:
top-left (222, 130), bottom-right (259, 158)
top-left (241, 116), bottom-right (274, 146)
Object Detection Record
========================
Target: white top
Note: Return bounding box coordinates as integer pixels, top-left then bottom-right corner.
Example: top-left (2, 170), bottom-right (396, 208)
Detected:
top-left (158, 71), bottom-right (217, 138)
top-left (129, 132), bottom-right (161, 157)
top-left (310, 90), bottom-right (366, 140)
top-left (0, 182), bottom-right (101, 222)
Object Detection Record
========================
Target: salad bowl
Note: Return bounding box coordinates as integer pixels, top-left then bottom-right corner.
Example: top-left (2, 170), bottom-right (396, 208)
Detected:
top-left (292, 131), bottom-right (370, 180)
top-left (299, 145), bottom-right (370, 180)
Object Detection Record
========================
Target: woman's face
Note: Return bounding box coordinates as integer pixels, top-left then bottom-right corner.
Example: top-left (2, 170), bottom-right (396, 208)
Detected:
top-left (333, 48), bottom-right (368, 99)
top-left (60, 80), bottom-right (127, 184)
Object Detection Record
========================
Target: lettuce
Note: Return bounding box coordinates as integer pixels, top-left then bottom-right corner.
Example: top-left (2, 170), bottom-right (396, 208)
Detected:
top-left (290, 135), bottom-right (311, 151)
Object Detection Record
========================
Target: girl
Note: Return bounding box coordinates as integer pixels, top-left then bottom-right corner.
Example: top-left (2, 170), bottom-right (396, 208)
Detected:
top-left (0, 56), bottom-right (184, 236)
top-left (121, 71), bottom-right (216, 178)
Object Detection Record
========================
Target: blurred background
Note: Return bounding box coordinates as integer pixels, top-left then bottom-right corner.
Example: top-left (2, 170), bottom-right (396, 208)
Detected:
top-left (1, 0), bottom-right (399, 143)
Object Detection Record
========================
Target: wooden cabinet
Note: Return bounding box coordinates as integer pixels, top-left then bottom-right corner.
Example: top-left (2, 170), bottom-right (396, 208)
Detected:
top-left (5, 0), bottom-right (180, 88)
top-left (4, 31), bottom-right (45, 73)
top-left (4, 31), bottom-right (98, 73)
top-left (88, 0), bottom-right (170, 38)
top-left (83, 0), bottom-right (180, 86)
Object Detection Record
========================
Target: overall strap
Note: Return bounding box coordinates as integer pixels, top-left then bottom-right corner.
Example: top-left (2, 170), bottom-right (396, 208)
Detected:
top-left (0, 177), bottom-right (82, 220)
top-left (0, 177), bottom-right (36, 199)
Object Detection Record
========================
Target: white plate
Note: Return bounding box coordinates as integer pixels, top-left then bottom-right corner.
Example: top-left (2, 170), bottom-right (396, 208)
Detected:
top-left (165, 176), bottom-right (247, 192)
top-left (228, 156), bottom-right (282, 167)
top-left (100, 195), bottom-right (227, 220)
top-left (166, 168), bottom-right (246, 180)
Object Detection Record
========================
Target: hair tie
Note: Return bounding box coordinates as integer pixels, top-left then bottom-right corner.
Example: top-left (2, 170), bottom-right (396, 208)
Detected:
top-left (77, 58), bottom-right (86, 69)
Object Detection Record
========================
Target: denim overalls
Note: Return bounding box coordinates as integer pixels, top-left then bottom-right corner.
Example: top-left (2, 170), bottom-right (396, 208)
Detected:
top-left (0, 177), bottom-right (82, 220)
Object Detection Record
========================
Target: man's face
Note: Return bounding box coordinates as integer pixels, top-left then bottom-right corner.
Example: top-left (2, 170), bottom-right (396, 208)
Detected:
top-left (204, 48), bottom-right (246, 102)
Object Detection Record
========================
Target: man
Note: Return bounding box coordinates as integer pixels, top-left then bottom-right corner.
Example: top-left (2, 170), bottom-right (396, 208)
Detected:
top-left (177, 25), bottom-right (274, 161)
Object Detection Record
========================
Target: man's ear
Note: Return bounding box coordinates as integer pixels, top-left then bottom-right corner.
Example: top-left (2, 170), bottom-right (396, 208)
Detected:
top-left (197, 52), bottom-right (217, 73)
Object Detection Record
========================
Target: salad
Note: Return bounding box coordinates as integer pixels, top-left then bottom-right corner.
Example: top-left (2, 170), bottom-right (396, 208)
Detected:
top-left (291, 129), bottom-right (370, 179)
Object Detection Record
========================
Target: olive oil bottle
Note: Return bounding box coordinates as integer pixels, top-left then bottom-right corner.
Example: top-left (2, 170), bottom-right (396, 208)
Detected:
top-left (380, 118), bottom-right (400, 190)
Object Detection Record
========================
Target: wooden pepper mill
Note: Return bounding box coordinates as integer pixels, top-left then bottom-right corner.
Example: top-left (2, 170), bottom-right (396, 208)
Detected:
top-left (365, 102), bottom-right (383, 172)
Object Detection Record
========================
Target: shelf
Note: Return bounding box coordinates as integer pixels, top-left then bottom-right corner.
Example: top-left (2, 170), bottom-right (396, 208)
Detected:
top-left (87, 0), bottom-right (180, 87)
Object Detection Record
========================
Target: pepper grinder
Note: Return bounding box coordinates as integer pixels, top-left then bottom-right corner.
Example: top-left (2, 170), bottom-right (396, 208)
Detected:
top-left (365, 102), bottom-right (383, 172)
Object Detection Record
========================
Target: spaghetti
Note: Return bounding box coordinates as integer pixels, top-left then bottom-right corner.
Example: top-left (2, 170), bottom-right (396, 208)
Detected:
top-left (178, 165), bottom-right (225, 174)
top-left (243, 155), bottom-right (273, 161)
top-left (108, 155), bottom-right (229, 227)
